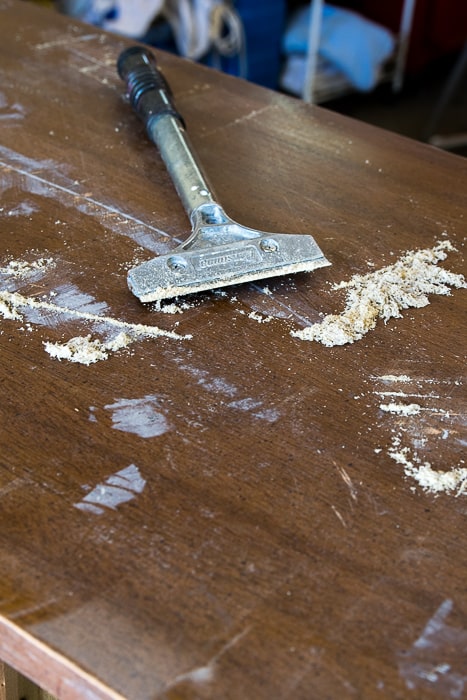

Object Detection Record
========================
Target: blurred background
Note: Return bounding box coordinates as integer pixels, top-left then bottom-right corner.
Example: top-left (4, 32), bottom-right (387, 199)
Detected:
top-left (28, 0), bottom-right (467, 155)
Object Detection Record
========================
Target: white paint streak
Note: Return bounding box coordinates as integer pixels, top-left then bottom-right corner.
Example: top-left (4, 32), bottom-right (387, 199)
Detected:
top-left (228, 398), bottom-right (263, 411)
top-left (104, 396), bottom-right (171, 438)
top-left (0, 92), bottom-right (26, 122)
top-left (4, 201), bottom-right (37, 216)
top-left (399, 600), bottom-right (467, 698)
top-left (254, 408), bottom-right (280, 422)
top-left (178, 364), bottom-right (238, 397)
top-left (331, 505), bottom-right (347, 527)
top-left (336, 465), bottom-right (358, 502)
top-left (0, 145), bottom-right (175, 250)
top-left (227, 397), bottom-right (280, 422)
top-left (376, 391), bottom-right (442, 399)
top-left (166, 627), bottom-right (251, 691)
top-left (75, 464), bottom-right (146, 515)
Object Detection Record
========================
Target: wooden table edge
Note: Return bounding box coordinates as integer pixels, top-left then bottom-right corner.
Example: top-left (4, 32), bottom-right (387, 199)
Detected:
top-left (0, 616), bottom-right (124, 700)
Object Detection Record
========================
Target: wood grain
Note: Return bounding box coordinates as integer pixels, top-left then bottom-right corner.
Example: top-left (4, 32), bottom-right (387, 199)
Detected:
top-left (0, 1), bottom-right (466, 699)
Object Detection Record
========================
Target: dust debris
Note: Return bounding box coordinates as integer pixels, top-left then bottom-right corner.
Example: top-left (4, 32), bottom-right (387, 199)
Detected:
top-left (237, 309), bottom-right (272, 324)
top-left (0, 296), bottom-right (22, 320)
top-left (0, 257), bottom-right (55, 278)
top-left (291, 241), bottom-right (466, 346)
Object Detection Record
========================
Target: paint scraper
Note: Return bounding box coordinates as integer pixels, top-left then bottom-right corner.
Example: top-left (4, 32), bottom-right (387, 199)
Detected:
top-left (117, 46), bottom-right (331, 302)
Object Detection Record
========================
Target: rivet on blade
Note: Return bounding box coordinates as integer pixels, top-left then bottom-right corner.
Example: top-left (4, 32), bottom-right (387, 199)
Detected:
top-left (260, 238), bottom-right (279, 253)
top-left (167, 255), bottom-right (188, 272)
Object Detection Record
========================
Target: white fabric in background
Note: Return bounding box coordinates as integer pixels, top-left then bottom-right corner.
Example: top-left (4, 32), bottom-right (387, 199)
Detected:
top-left (103, 0), bottom-right (165, 37)
top-left (97, 0), bottom-right (228, 60)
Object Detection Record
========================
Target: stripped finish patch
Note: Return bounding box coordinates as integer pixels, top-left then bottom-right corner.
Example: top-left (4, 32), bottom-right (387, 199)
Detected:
top-left (75, 464), bottom-right (147, 515)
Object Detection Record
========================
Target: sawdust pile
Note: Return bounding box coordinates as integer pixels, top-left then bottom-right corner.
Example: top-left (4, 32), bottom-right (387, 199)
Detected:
top-left (44, 332), bottom-right (132, 365)
top-left (388, 435), bottom-right (467, 496)
top-left (292, 241), bottom-right (466, 346)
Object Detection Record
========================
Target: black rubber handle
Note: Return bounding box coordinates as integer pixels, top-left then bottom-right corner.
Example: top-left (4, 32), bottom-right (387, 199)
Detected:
top-left (117, 46), bottom-right (184, 132)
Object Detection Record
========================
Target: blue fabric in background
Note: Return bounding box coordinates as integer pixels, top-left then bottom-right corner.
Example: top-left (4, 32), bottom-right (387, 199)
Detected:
top-left (142, 0), bottom-right (287, 89)
top-left (283, 3), bottom-right (395, 92)
top-left (213, 0), bottom-right (286, 89)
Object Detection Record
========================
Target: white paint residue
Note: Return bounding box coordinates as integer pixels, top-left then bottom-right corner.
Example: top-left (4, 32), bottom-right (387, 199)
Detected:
top-left (292, 241), bottom-right (466, 346)
top-left (0, 94), bottom-right (26, 122)
top-left (228, 398), bottom-right (263, 411)
top-left (380, 403), bottom-right (421, 416)
top-left (248, 310), bottom-right (272, 323)
top-left (254, 408), bottom-right (280, 422)
top-left (5, 201), bottom-right (37, 216)
top-left (172, 665), bottom-right (214, 686)
top-left (50, 283), bottom-right (109, 317)
top-left (398, 599), bottom-right (467, 698)
top-left (227, 397), bottom-right (280, 422)
top-left (166, 627), bottom-right (251, 692)
top-left (377, 391), bottom-right (442, 399)
top-left (377, 375), bottom-right (413, 383)
top-left (105, 395), bottom-right (170, 438)
top-left (75, 464), bottom-right (146, 515)
top-left (0, 144), bottom-right (171, 252)
top-left (178, 363), bottom-right (238, 397)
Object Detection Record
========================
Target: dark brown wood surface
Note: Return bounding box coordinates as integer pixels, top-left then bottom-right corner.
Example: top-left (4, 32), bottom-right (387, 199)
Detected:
top-left (1, 2), bottom-right (466, 699)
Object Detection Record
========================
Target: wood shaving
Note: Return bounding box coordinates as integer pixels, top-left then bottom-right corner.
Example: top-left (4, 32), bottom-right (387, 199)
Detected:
top-left (292, 241), bottom-right (466, 346)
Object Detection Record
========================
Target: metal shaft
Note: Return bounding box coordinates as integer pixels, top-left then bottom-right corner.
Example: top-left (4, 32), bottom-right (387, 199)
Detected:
top-left (148, 113), bottom-right (218, 225)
